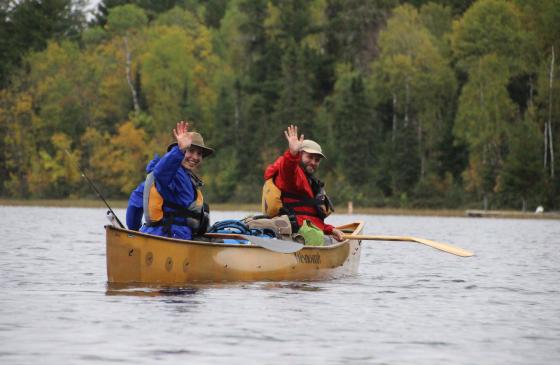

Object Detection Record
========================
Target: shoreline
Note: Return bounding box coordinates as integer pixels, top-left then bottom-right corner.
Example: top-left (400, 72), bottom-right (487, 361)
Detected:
top-left (1, 199), bottom-right (558, 220)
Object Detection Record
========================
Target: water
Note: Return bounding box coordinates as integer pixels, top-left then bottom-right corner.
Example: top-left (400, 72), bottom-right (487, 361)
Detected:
top-left (1, 206), bottom-right (559, 364)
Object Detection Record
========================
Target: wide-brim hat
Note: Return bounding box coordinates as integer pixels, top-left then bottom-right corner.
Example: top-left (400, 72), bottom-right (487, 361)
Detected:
top-left (300, 139), bottom-right (326, 159)
top-left (167, 132), bottom-right (214, 157)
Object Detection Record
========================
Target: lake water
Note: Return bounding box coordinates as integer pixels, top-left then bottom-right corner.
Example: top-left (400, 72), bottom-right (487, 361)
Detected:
top-left (1, 205), bottom-right (559, 364)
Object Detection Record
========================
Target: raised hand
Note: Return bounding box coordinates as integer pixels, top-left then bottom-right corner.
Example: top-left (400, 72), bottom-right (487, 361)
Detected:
top-left (173, 120), bottom-right (193, 152)
top-left (284, 124), bottom-right (304, 156)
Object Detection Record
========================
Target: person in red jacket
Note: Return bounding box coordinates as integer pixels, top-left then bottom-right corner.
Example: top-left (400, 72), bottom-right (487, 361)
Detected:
top-left (264, 125), bottom-right (345, 242)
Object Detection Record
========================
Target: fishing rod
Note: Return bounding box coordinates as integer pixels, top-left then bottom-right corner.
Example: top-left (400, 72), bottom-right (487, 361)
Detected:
top-left (65, 149), bottom-right (125, 228)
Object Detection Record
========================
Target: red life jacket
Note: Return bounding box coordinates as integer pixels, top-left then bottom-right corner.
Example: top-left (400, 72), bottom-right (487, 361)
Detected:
top-left (263, 151), bottom-right (334, 231)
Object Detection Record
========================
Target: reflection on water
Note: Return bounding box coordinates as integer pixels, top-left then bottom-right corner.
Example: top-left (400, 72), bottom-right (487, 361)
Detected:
top-left (0, 206), bottom-right (559, 365)
top-left (259, 282), bottom-right (324, 292)
top-left (106, 282), bottom-right (324, 297)
top-left (106, 284), bottom-right (201, 297)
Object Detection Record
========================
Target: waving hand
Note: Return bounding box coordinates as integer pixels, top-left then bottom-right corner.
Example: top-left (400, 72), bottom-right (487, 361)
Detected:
top-left (284, 125), bottom-right (304, 156)
top-left (174, 120), bottom-right (193, 152)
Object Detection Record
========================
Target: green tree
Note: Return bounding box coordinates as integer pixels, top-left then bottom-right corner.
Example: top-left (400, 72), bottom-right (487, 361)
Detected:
top-left (106, 4), bottom-right (148, 115)
top-left (451, 0), bottom-right (526, 74)
top-left (370, 4), bottom-right (456, 187)
top-left (273, 41), bottom-right (316, 145)
top-left (516, 1), bottom-right (560, 180)
top-left (419, 2), bottom-right (453, 58)
top-left (0, 0), bottom-right (86, 87)
top-left (141, 26), bottom-right (193, 133)
top-left (454, 54), bottom-right (517, 208)
top-left (26, 41), bottom-right (92, 142)
top-left (266, 0), bottom-right (314, 45)
top-left (28, 133), bottom-right (82, 197)
top-left (322, 0), bottom-right (396, 72)
top-left (0, 89), bottom-right (36, 197)
top-left (205, 0), bottom-right (228, 28)
top-left (498, 108), bottom-right (543, 211)
top-left (331, 66), bottom-right (377, 188)
top-left (94, 0), bottom-right (182, 25)
top-left (80, 121), bottom-right (152, 196)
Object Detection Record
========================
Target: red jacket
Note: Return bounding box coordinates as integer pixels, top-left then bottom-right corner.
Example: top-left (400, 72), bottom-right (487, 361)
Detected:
top-left (264, 150), bottom-right (334, 234)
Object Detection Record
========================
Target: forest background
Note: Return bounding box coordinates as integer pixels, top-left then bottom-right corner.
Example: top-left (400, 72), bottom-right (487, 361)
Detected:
top-left (0, 0), bottom-right (559, 212)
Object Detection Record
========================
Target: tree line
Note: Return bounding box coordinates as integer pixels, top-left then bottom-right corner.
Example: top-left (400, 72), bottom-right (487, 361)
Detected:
top-left (0, 0), bottom-right (558, 211)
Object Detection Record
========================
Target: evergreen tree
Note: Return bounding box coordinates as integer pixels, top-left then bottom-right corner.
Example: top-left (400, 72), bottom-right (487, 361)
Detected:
top-left (391, 121), bottom-right (421, 196)
top-left (332, 67), bottom-right (377, 188)
top-left (204, 0), bottom-right (228, 28)
top-left (94, 0), bottom-right (183, 25)
top-left (454, 54), bottom-right (517, 207)
top-left (498, 109), bottom-right (543, 211)
top-left (451, 0), bottom-right (526, 75)
top-left (273, 41), bottom-right (316, 146)
top-left (322, 0), bottom-right (396, 72)
top-left (0, 0), bottom-right (86, 87)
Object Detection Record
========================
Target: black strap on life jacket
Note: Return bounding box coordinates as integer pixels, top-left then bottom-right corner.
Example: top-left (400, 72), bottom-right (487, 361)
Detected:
top-left (279, 177), bottom-right (328, 232)
top-left (144, 201), bottom-right (203, 236)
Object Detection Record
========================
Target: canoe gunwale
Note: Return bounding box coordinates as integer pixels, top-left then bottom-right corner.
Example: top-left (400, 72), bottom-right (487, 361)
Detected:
top-left (105, 220), bottom-right (364, 251)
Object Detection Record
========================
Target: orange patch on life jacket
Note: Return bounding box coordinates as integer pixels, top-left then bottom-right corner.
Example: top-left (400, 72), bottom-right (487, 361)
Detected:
top-left (148, 185), bottom-right (164, 222)
top-left (195, 188), bottom-right (203, 206)
top-left (262, 178), bottom-right (283, 217)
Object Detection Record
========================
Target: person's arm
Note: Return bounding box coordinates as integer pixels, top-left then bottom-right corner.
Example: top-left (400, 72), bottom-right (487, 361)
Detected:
top-left (277, 125), bottom-right (308, 193)
top-left (152, 146), bottom-right (184, 187)
top-left (125, 183), bottom-right (144, 230)
top-left (277, 150), bottom-right (301, 192)
top-left (322, 224), bottom-right (345, 241)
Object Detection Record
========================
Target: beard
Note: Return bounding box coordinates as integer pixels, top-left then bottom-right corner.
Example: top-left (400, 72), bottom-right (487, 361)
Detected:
top-left (300, 161), bottom-right (315, 175)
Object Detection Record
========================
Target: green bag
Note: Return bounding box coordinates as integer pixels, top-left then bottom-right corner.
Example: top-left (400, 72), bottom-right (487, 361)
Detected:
top-left (297, 220), bottom-right (324, 246)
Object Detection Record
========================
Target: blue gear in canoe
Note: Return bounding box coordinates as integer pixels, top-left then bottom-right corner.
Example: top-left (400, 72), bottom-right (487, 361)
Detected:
top-left (207, 220), bottom-right (277, 239)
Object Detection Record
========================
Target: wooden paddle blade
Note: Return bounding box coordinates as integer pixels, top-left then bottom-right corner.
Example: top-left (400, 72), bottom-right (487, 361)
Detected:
top-left (343, 234), bottom-right (474, 257)
top-left (407, 237), bottom-right (474, 257)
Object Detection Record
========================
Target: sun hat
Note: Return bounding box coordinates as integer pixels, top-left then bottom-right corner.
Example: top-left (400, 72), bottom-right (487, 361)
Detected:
top-left (167, 132), bottom-right (214, 157)
top-left (300, 139), bottom-right (326, 159)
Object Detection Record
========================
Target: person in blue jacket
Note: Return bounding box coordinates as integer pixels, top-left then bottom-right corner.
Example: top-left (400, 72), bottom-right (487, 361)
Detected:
top-left (125, 157), bottom-right (160, 230)
top-left (127, 121), bottom-right (213, 240)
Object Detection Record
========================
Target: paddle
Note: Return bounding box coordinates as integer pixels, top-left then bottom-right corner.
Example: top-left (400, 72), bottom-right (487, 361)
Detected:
top-left (204, 233), bottom-right (304, 254)
top-left (342, 234), bottom-right (474, 257)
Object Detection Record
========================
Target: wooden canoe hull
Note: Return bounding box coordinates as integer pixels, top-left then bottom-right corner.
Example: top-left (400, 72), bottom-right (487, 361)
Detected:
top-left (106, 221), bottom-right (364, 284)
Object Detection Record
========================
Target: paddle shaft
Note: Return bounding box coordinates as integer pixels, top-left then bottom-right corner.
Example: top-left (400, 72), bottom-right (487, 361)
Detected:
top-left (65, 149), bottom-right (125, 228)
top-left (343, 234), bottom-right (474, 257)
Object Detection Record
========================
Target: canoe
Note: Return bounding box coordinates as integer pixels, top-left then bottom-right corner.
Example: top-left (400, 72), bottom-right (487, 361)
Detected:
top-left (106, 221), bottom-right (364, 284)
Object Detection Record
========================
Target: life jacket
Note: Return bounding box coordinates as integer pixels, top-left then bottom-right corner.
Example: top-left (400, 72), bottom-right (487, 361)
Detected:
top-left (142, 171), bottom-right (209, 236)
top-left (261, 176), bottom-right (334, 224)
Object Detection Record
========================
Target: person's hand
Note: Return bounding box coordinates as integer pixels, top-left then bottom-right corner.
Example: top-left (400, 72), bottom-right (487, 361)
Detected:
top-left (284, 124), bottom-right (304, 156)
top-left (174, 120), bottom-right (193, 152)
top-left (331, 228), bottom-right (346, 242)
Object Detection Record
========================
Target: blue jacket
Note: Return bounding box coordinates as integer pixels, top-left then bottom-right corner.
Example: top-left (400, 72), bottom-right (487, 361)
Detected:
top-left (139, 146), bottom-right (197, 240)
top-left (126, 156), bottom-right (160, 230)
